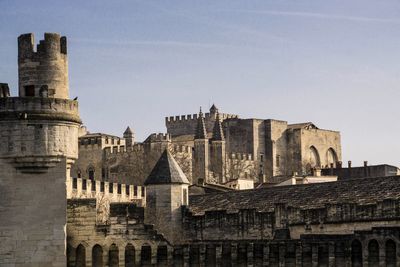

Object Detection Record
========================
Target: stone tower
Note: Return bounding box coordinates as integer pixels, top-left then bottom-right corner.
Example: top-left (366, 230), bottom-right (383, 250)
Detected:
top-left (0, 33), bottom-right (80, 266)
top-left (123, 126), bottom-right (135, 147)
top-left (144, 149), bottom-right (190, 244)
top-left (210, 112), bottom-right (226, 183)
top-left (193, 108), bottom-right (209, 184)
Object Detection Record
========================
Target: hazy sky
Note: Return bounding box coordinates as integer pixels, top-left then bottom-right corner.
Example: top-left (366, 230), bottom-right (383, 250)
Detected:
top-left (1, 0), bottom-right (400, 167)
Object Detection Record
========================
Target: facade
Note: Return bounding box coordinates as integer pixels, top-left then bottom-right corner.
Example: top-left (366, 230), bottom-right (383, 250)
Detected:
top-left (2, 32), bottom-right (400, 267)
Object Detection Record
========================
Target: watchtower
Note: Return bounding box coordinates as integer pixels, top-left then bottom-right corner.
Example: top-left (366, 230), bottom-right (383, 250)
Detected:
top-left (18, 33), bottom-right (69, 98)
top-left (0, 33), bottom-right (80, 266)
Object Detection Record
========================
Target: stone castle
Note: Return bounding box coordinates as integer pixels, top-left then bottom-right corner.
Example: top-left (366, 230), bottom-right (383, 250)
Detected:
top-left (1, 33), bottom-right (400, 267)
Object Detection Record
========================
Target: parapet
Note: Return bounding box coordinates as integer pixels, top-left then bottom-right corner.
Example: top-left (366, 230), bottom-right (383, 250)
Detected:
top-left (144, 133), bottom-right (171, 143)
top-left (0, 83), bottom-right (10, 98)
top-left (18, 33), bottom-right (67, 61)
top-left (229, 153), bottom-right (253, 161)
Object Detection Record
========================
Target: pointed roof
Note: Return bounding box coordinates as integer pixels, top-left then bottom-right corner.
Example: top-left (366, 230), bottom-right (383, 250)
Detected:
top-left (212, 113), bottom-right (224, 141)
top-left (123, 126), bottom-right (133, 136)
top-left (144, 149), bottom-right (190, 185)
top-left (210, 104), bottom-right (218, 114)
top-left (195, 107), bottom-right (207, 139)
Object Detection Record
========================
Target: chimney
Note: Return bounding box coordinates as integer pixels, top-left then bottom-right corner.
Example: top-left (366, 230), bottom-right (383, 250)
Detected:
top-left (337, 161), bottom-right (342, 169)
top-left (348, 161), bottom-right (352, 168)
top-left (364, 161), bottom-right (368, 177)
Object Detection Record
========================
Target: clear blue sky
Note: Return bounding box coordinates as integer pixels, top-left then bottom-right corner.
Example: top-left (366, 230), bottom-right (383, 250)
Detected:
top-left (1, 0), bottom-right (400, 167)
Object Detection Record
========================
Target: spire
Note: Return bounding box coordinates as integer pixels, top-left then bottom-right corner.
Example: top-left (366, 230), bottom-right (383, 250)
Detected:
top-left (195, 107), bottom-right (207, 139)
top-left (123, 126), bottom-right (133, 137)
top-left (144, 149), bottom-right (190, 185)
top-left (210, 104), bottom-right (218, 114)
top-left (212, 112), bottom-right (224, 141)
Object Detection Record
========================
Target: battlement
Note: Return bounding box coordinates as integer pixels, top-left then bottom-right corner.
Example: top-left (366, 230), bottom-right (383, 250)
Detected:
top-left (67, 176), bottom-right (146, 204)
top-left (145, 132), bottom-right (171, 143)
top-left (104, 143), bottom-right (145, 155)
top-left (18, 33), bottom-right (66, 60)
top-left (229, 153), bottom-right (253, 161)
top-left (165, 112), bottom-right (238, 123)
top-left (0, 97), bottom-right (80, 123)
top-left (170, 144), bottom-right (193, 154)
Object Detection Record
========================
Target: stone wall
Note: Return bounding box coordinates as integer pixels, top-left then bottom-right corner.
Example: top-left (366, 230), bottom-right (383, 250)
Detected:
top-left (0, 158), bottom-right (68, 266)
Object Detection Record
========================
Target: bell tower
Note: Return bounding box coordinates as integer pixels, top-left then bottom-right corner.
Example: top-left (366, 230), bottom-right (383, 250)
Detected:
top-left (0, 33), bottom-right (81, 266)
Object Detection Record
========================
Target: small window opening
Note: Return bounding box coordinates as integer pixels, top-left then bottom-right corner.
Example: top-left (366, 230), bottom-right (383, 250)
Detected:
top-left (24, 85), bottom-right (35, 97)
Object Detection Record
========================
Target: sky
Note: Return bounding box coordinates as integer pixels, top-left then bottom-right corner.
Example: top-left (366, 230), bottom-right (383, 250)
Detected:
top-left (1, 0), bottom-right (400, 167)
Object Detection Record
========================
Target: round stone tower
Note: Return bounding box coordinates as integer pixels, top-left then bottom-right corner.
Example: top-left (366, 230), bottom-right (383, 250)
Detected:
top-left (0, 33), bottom-right (80, 172)
top-left (0, 33), bottom-right (80, 266)
top-left (18, 33), bottom-right (69, 98)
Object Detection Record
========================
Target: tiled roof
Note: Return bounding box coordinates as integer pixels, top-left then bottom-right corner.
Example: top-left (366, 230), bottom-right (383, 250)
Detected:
top-left (188, 176), bottom-right (400, 215)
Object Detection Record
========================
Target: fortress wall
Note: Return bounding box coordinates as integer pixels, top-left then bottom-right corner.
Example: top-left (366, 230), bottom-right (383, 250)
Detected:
top-left (67, 200), bottom-right (170, 266)
top-left (0, 158), bottom-right (68, 267)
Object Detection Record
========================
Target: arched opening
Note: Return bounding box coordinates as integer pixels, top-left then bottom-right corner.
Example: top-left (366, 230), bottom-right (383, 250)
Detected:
top-left (269, 244), bottom-right (279, 267)
top-left (221, 243), bottom-right (232, 267)
top-left (189, 245), bottom-right (200, 267)
top-left (109, 244), bottom-right (119, 267)
top-left (318, 244), bottom-right (329, 267)
top-left (92, 244), bottom-right (103, 267)
top-left (386, 239), bottom-right (396, 267)
top-left (141, 245), bottom-right (152, 266)
top-left (88, 167), bottom-right (95, 180)
top-left (76, 244), bottom-right (86, 267)
top-left (125, 243), bottom-right (135, 267)
top-left (285, 243), bottom-right (296, 267)
top-left (309, 146), bottom-right (321, 170)
top-left (173, 247), bottom-right (184, 267)
top-left (157, 245), bottom-right (168, 266)
top-left (368, 239), bottom-right (379, 267)
top-left (334, 242), bottom-right (346, 267)
top-left (302, 243), bottom-right (312, 267)
top-left (205, 244), bottom-right (216, 267)
top-left (326, 148), bottom-right (338, 167)
top-left (67, 244), bottom-right (75, 267)
top-left (237, 243), bottom-right (247, 266)
top-left (253, 243), bottom-right (263, 266)
top-left (351, 240), bottom-right (363, 267)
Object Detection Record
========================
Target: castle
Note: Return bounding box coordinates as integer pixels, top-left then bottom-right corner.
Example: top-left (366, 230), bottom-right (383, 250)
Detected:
top-left (1, 33), bottom-right (400, 267)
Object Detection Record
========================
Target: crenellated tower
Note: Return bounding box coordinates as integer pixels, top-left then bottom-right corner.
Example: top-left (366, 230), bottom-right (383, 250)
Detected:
top-left (0, 33), bottom-right (81, 266)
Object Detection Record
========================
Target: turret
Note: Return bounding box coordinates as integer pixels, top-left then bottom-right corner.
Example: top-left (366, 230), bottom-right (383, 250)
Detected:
top-left (210, 112), bottom-right (226, 183)
top-left (123, 126), bottom-right (135, 147)
top-left (144, 149), bottom-right (189, 244)
top-left (193, 107), bottom-right (209, 184)
top-left (18, 33), bottom-right (69, 98)
top-left (0, 33), bottom-right (80, 265)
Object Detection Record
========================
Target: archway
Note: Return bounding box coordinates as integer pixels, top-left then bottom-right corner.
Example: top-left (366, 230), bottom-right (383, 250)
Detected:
top-left (309, 146), bottom-right (321, 168)
top-left (92, 244), bottom-right (103, 267)
top-left (205, 244), bottom-right (216, 267)
top-left (141, 245), bottom-right (152, 266)
top-left (386, 239), bottom-right (396, 267)
top-left (368, 239), bottom-right (379, 267)
top-left (109, 244), bottom-right (119, 267)
top-left (157, 245), bottom-right (168, 266)
top-left (326, 148), bottom-right (338, 167)
top-left (76, 244), bottom-right (86, 267)
top-left (189, 245), bottom-right (200, 267)
top-left (351, 240), bottom-right (362, 267)
top-left (125, 243), bottom-right (135, 267)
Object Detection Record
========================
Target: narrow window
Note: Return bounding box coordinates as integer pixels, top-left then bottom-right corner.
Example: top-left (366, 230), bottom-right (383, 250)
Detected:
top-left (109, 183), bottom-right (113, 193)
top-left (82, 179), bottom-right (87, 190)
top-left (117, 184), bottom-right (122, 194)
top-left (134, 186), bottom-right (138, 196)
top-left (91, 181), bottom-right (96, 191)
top-left (141, 187), bottom-right (145, 197)
top-left (100, 182), bottom-right (105, 192)
top-left (126, 185), bottom-right (130, 195)
top-left (24, 85), bottom-right (35, 97)
top-left (73, 178), bottom-right (77, 189)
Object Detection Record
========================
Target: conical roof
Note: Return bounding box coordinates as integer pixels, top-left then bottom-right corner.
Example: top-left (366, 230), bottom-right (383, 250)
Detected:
top-left (210, 104), bottom-right (218, 114)
top-left (212, 113), bottom-right (224, 141)
top-left (123, 126), bottom-right (133, 136)
top-left (195, 108), bottom-right (207, 139)
top-left (144, 149), bottom-right (190, 185)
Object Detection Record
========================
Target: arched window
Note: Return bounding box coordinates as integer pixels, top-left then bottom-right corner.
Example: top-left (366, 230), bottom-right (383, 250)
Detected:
top-left (88, 167), bottom-right (95, 180)
top-left (237, 243), bottom-right (248, 266)
top-left (125, 243), bottom-right (135, 267)
top-left (92, 245), bottom-right (103, 267)
top-left (109, 244), bottom-right (119, 267)
top-left (368, 239), bottom-right (379, 267)
top-left (141, 245), bottom-right (152, 266)
top-left (386, 239), bottom-right (396, 267)
top-left (309, 146), bottom-right (321, 168)
top-left (285, 243), bottom-right (296, 267)
top-left (76, 244), bottom-right (86, 267)
top-left (326, 148), bottom-right (338, 167)
top-left (221, 243), bottom-right (232, 267)
top-left (318, 244), bottom-right (329, 267)
top-left (205, 244), bottom-right (216, 267)
top-left (269, 244), bottom-right (279, 267)
top-left (189, 245), bottom-right (200, 267)
top-left (157, 245), bottom-right (168, 266)
top-left (335, 242), bottom-right (346, 267)
top-left (351, 240), bottom-right (362, 267)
